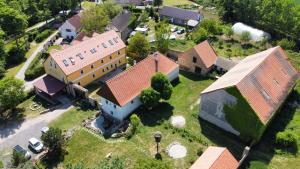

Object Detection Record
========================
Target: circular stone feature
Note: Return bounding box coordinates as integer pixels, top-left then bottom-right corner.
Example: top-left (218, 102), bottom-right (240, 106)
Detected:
top-left (171, 116), bottom-right (186, 128)
top-left (167, 142), bottom-right (187, 159)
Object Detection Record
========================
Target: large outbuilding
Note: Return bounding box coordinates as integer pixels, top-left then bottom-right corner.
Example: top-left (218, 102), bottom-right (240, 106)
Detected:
top-left (59, 13), bottom-right (82, 40)
top-left (200, 46), bottom-right (299, 142)
top-left (98, 52), bottom-right (179, 121)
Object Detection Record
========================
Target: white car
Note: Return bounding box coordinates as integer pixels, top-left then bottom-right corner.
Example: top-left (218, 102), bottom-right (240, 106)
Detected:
top-left (29, 138), bottom-right (44, 153)
top-left (41, 127), bottom-right (49, 134)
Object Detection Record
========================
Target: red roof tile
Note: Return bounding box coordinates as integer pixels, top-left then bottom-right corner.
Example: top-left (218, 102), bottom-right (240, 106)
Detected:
top-left (50, 30), bottom-right (126, 75)
top-left (193, 40), bottom-right (218, 68)
top-left (33, 75), bottom-right (66, 96)
top-left (202, 46), bottom-right (299, 123)
top-left (68, 13), bottom-right (82, 31)
top-left (190, 146), bottom-right (238, 169)
top-left (98, 52), bottom-right (179, 106)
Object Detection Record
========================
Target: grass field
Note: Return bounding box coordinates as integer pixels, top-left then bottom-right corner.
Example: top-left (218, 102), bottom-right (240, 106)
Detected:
top-left (163, 0), bottom-right (194, 6)
top-left (294, 0), bottom-right (300, 4)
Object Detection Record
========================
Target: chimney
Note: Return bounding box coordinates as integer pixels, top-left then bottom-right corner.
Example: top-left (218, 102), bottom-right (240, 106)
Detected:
top-left (154, 53), bottom-right (158, 72)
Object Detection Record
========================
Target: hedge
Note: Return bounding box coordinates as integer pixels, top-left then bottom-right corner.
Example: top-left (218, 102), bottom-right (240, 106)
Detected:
top-left (223, 87), bottom-right (265, 143)
top-left (24, 52), bottom-right (47, 80)
top-left (35, 29), bottom-right (53, 43)
top-left (275, 130), bottom-right (298, 148)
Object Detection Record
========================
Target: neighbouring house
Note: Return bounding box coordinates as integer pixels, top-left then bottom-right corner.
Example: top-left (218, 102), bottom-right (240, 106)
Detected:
top-left (190, 146), bottom-right (239, 169)
top-left (178, 40), bottom-right (217, 75)
top-left (214, 56), bottom-right (238, 74)
top-left (34, 30), bottom-right (127, 99)
top-left (115, 0), bottom-right (143, 6)
top-left (159, 6), bottom-right (203, 27)
top-left (59, 13), bottom-right (82, 40)
top-left (97, 52), bottom-right (179, 121)
top-left (200, 46), bottom-right (299, 141)
top-left (106, 10), bottom-right (133, 42)
top-left (232, 22), bottom-right (271, 42)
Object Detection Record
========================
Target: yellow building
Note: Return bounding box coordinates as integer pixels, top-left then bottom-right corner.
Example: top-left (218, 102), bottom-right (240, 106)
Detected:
top-left (34, 30), bottom-right (127, 98)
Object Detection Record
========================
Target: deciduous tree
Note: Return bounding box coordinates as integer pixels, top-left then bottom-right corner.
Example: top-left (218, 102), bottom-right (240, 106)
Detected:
top-left (151, 72), bottom-right (173, 100)
top-left (140, 88), bottom-right (160, 109)
top-left (127, 32), bottom-right (150, 60)
top-left (155, 21), bottom-right (171, 53)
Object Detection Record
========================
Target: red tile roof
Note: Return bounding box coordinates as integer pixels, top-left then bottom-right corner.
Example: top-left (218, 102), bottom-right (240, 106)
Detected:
top-left (193, 40), bottom-right (218, 68)
top-left (202, 46), bottom-right (299, 123)
top-left (50, 30), bottom-right (126, 75)
top-left (68, 13), bottom-right (82, 31)
top-left (33, 75), bottom-right (66, 96)
top-left (98, 52), bottom-right (179, 106)
top-left (190, 147), bottom-right (238, 169)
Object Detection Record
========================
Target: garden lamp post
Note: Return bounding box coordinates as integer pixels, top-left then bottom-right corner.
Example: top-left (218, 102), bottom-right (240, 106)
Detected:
top-left (154, 131), bottom-right (162, 154)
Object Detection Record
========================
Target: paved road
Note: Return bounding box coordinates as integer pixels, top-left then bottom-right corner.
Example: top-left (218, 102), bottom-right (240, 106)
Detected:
top-left (15, 31), bottom-right (58, 81)
top-left (25, 18), bottom-right (55, 33)
top-left (0, 96), bottom-right (73, 166)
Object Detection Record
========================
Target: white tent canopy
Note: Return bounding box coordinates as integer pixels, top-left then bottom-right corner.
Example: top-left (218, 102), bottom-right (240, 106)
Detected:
top-left (232, 22), bottom-right (271, 42)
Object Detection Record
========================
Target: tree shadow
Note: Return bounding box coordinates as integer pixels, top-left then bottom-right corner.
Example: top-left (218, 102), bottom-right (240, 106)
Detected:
top-left (0, 108), bottom-right (25, 139)
top-left (179, 70), bottom-right (210, 82)
top-left (137, 102), bottom-right (174, 127)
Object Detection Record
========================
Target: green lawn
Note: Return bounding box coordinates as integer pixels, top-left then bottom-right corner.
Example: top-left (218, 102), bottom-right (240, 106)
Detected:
top-left (49, 104), bottom-right (96, 131)
top-left (163, 0), bottom-right (194, 6)
top-left (169, 39), bottom-right (196, 52)
top-left (16, 95), bottom-right (52, 119)
top-left (47, 45), bottom-right (61, 52)
top-left (294, 0), bottom-right (300, 4)
top-left (59, 74), bottom-right (246, 168)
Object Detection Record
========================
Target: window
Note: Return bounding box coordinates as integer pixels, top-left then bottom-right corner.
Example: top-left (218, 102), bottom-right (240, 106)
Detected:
top-left (102, 69), bottom-right (105, 72)
top-left (91, 64), bottom-right (94, 69)
top-left (110, 111), bottom-right (113, 115)
top-left (50, 61), bottom-right (52, 67)
top-left (92, 74), bottom-right (95, 78)
top-left (110, 55), bottom-right (112, 59)
top-left (54, 63), bottom-right (57, 69)
top-left (101, 59), bottom-right (104, 63)
top-left (113, 37), bottom-right (118, 43)
top-left (63, 59), bottom-right (69, 67)
top-left (131, 100), bottom-right (134, 104)
top-left (114, 104), bottom-right (116, 109)
top-left (115, 64), bottom-right (117, 68)
top-left (108, 40), bottom-right (114, 45)
top-left (105, 100), bottom-right (108, 104)
top-left (106, 67), bottom-right (109, 70)
top-left (66, 29), bottom-right (71, 32)
top-left (111, 64), bottom-right (113, 68)
top-left (80, 70), bottom-right (84, 74)
top-left (119, 60), bottom-right (121, 64)
top-left (76, 53), bottom-right (84, 59)
top-left (192, 57), bottom-right (197, 63)
top-left (118, 51), bottom-right (121, 55)
top-left (102, 43), bottom-right (107, 48)
top-left (78, 82), bottom-right (81, 85)
top-left (90, 48), bottom-right (97, 54)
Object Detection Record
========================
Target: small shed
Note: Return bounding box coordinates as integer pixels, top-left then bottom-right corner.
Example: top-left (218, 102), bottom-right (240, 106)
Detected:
top-left (232, 22), bottom-right (271, 41)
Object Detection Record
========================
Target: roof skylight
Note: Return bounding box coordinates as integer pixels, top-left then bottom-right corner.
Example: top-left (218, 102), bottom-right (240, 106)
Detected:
top-left (63, 59), bottom-right (69, 67)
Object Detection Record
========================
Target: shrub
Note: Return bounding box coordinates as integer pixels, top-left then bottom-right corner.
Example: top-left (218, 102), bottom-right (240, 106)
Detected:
top-left (247, 161), bottom-right (267, 169)
top-left (6, 46), bottom-right (26, 65)
top-left (275, 130), bottom-right (298, 148)
top-left (197, 147), bottom-right (204, 156)
top-left (0, 160), bottom-right (3, 168)
top-left (192, 28), bottom-right (209, 44)
top-left (28, 30), bottom-right (38, 42)
top-left (151, 72), bottom-right (173, 100)
top-left (277, 38), bottom-right (296, 50)
top-left (25, 52), bottom-right (45, 80)
top-left (200, 19), bottom-right (223, 35)
top-left (240, 31), bottom-right (251, 44)
top-left (130, 114), bottom-right (140, 129)
top-left (11, 150), bottom-right (26, 167)
top-left (35, 29), bottom-right (52, 42)
top-left (133, 158), bottom-right (171, 169)
top-left (140, 88), bottom-right (160, 109)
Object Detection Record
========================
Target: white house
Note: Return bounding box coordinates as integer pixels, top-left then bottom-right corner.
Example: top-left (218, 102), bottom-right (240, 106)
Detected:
top-left (232, 22), bottom-right (271, 42)
top-left (98, 52), bottom-right (179, 121)
top-left (59, 13), bottom-right (82, 40)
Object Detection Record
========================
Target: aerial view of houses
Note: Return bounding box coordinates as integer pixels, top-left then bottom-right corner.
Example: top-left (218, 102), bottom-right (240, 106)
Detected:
top-left (0, 0), bottom-right (300, 169)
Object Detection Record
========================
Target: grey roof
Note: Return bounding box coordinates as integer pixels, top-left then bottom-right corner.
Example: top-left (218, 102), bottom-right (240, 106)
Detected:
top-left (215, 57), bottom-right (238, 71)
top-left (112, 11), bottom-right (132, 32)
top-left (159, 6), bottom-right (201, 21)
top-left (115, 0), bottom-right (143, 6)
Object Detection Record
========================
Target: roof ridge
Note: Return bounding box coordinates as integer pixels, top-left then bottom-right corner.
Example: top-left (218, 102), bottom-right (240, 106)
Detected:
top-left (207, 147), bottom-right (226, 169)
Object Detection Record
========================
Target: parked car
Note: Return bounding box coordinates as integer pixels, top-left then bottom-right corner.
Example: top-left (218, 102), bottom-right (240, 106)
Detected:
top-left (29, 138), bottom-right (44, 153)
top-left (13, 145), bottom-right (31, 159)
top-left (41, 127), bottom-right (49, 134)
top-left (176, 28), bottom-right (185, 34)
top-left (171, 26), bottom-right (178, 32)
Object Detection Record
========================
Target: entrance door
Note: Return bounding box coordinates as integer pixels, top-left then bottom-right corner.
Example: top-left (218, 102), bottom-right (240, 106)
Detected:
top-left (195, 66), bottom-right (202, 75)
